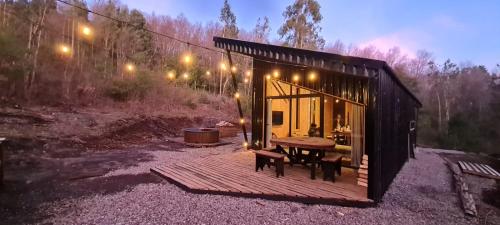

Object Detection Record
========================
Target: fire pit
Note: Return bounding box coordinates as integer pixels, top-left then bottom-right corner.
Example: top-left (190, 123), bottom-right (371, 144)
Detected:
top-left (183, 128), bottom-right (220, 144)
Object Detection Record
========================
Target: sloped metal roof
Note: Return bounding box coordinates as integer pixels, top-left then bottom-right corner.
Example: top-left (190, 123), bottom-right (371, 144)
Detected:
top-left (213, 36), bottom-right (422, 106)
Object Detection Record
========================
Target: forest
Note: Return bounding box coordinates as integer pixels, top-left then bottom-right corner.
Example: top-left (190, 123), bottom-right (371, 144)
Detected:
top-left (0, 0), bottom-right (499, 154)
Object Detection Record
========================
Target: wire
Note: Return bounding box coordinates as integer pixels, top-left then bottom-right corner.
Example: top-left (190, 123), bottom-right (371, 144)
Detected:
top-left (55, 0), bottom-right (318, 70)
top-left (55, 0), bottom-right (226, 54)
top-left (8, 0), bottom-right (318, 72)
top-left (2, 9), bottom-right (139, 61)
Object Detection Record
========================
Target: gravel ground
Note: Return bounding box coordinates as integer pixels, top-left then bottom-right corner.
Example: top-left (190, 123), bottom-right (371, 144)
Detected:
top-left (32, 146), bottom-right (492, 225)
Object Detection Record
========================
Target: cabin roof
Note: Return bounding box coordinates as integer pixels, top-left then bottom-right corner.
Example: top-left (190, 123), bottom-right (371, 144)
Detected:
top-left (213, 36), bottom-right (422, 107)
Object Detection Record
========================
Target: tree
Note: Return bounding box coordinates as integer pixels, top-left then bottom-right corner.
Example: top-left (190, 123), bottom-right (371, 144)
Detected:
top-left (325, 40), bottom-right (346, 54)
top-left (128, 9), bottom-right (154, 67)
top-left (278, 0), bottom-right (325, 50)
top-left (218, 0), bottom-right (238, 95)
top-left (219, 0), bottom-right (238, 38)
top-left (0, 30), bottom-right (26, 98)
top-left (253, 16), bottom-right (270, 43)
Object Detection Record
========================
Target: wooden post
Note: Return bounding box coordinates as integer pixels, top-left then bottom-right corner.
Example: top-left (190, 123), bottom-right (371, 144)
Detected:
top-left (226, 50), bottom-right (249, 147)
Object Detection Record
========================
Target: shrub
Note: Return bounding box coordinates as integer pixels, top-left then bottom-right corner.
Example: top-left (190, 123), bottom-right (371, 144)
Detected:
top-left (105, 72), bottom-right (153, 101)
top-left (198, 93), bottom-right (210, 104)
top-left (184, 98), bottom-right (197, 109)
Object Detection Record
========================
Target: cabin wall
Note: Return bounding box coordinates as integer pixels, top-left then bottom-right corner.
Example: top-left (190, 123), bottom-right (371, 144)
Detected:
top-left (370, 69), bottom-right (420, 201)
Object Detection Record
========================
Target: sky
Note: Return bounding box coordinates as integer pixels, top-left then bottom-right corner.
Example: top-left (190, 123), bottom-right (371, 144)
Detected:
top-left (116, 0), bottom-right (499, 70)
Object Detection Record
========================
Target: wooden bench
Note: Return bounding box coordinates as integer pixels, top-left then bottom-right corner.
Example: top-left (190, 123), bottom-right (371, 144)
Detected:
top-left (254, 150), bottom-right (285, 177)
top-left (321, 154), bottom-right (343, 182)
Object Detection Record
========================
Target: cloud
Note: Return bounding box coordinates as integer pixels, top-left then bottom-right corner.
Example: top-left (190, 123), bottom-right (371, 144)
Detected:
top-left (358, 29), bottom-right (432, 58)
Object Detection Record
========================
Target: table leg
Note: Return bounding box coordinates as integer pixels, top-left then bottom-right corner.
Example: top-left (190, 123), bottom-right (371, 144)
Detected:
top-left (310, 150), bottom-right (317, 179)
top-left (297, 149), bottom-right (303, 165)
top-left (289, 147), bottom-right (296, 166)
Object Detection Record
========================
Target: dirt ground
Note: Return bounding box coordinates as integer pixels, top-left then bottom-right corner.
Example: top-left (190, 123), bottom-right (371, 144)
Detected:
top-left (1, 106), bottom-right (499, 225)
top-left (0, 105), bottom-right (233, 224)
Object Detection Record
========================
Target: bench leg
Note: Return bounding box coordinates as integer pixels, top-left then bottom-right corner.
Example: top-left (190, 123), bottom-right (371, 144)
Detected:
top-left (255, 156), bottom-right (260, 171)
top-left (275, 159), bottom-right (284, 177)
top-left (336, 161), bottom-right (342, 176)
top-left (332, 167), bottom-right (336, 182)
top-left (322, 162), bottom-right (336, 182)
top-left (256, 156), bottom-right (266, 171)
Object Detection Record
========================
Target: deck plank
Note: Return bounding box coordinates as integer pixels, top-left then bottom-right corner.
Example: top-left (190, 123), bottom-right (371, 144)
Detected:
top-left (151, 151), bottom-right (372, 206)
top-left (457, 161), bottom-right (500, 180)
top-left (201, 157), bottom-right (362, 199)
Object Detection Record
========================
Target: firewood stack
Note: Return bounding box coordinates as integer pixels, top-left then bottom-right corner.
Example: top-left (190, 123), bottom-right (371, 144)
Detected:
top-left (357, 154), bottom-right (368, 187)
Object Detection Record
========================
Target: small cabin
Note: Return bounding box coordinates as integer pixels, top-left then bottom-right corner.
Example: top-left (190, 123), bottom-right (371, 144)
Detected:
top-left (214, 37), bottom-right (422, 202)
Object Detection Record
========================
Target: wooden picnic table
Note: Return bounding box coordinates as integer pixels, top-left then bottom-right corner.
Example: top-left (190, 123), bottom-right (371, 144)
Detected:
top-left (270, 137), bottom-right (336, 179)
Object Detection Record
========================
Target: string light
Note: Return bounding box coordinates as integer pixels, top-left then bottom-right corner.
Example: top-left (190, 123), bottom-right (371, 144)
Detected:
top-left (206, 70), bottom-right (211, 76)
top-left (167, 71), bottom-right (175, 80)
top-left (182, 53), bottom-right (192, 65)
top-left (57, 44), bottom-right (71, 55)
top-left (220, 62), bottom-right (227, 71)
top-left (308, 72), bottom-right (317, 81)
top-left (231, 66), bottom-right (237, 72)
top-left (239, 118), bottom-right (245, 124)
top-left (273, 70), bottom-right (280, 78)
top-left (234, 92), bottom-right (240, 99)
top-left (292, 74), bottom-right (300, 82)
top-left (125, 63), bottom-right (135, 72)
top-left (335, 99), bottom-right (340, 103)
top-left (80, 25), bottom-right (92, 37)
top-left (183, 72), bottom-right (189, 79)
top-left (244, 78), bottom-right (249, 83)
top-left (265, 74), bottom-right (271, 80)
top-left (245, 70), bottom-right (251, 77)
top-left (243, 142), bottom-right (248, 148)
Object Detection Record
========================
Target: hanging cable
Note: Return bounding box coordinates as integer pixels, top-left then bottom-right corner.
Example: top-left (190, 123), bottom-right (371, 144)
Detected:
top-left (56, 0), bottom-right (225, 54)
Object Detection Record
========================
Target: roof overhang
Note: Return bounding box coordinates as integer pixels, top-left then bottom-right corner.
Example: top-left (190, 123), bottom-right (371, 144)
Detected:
top-left (213, 36), bottom-right (422, 107)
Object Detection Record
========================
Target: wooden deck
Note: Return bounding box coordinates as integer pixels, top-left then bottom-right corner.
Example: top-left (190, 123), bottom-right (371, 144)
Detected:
top-left (151, 151), bottom-right (372, 206)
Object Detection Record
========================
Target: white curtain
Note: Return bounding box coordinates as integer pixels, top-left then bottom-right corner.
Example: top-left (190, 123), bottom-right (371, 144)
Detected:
top-left (350, 104), bottom-right (365, 167)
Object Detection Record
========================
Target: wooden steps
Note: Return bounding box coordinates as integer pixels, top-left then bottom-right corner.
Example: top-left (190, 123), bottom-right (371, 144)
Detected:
top-left (356, 155), bottom-right (368, 187)
top-left (151, 151), bottom-right (373, 206)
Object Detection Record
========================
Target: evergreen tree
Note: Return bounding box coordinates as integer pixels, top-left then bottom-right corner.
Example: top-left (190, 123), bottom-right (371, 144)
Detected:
top-left (128, 9), bottom-right (154, 66)
top-left (219, 0), bottom-right (238, 38)
top-left (278, 0), bottom-right (325, 50)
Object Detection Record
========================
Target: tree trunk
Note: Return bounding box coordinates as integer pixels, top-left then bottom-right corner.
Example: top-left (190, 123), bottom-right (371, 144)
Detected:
top-left (437, 89), bottom-right (442, 133)
top-left (28, 3), bottom-right (48, 97)
top-left (71, 18), bottom-right (75, 51)
top-left (2, 2), bottom-right (6, 26)
top-left (219, 53), bottom-right (224, 95)
top-left (222, 75), bottom-right (230, 95)
top-left (63, 62), bottom-right (69, 100)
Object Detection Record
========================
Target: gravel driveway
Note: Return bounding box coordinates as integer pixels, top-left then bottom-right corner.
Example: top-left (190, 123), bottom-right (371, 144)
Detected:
top-left (30, 145), bottom-right (491, 225)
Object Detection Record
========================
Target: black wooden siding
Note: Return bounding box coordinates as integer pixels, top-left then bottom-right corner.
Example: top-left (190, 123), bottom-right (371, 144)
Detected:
top-left (370, 69), bottom-right (419, 201)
